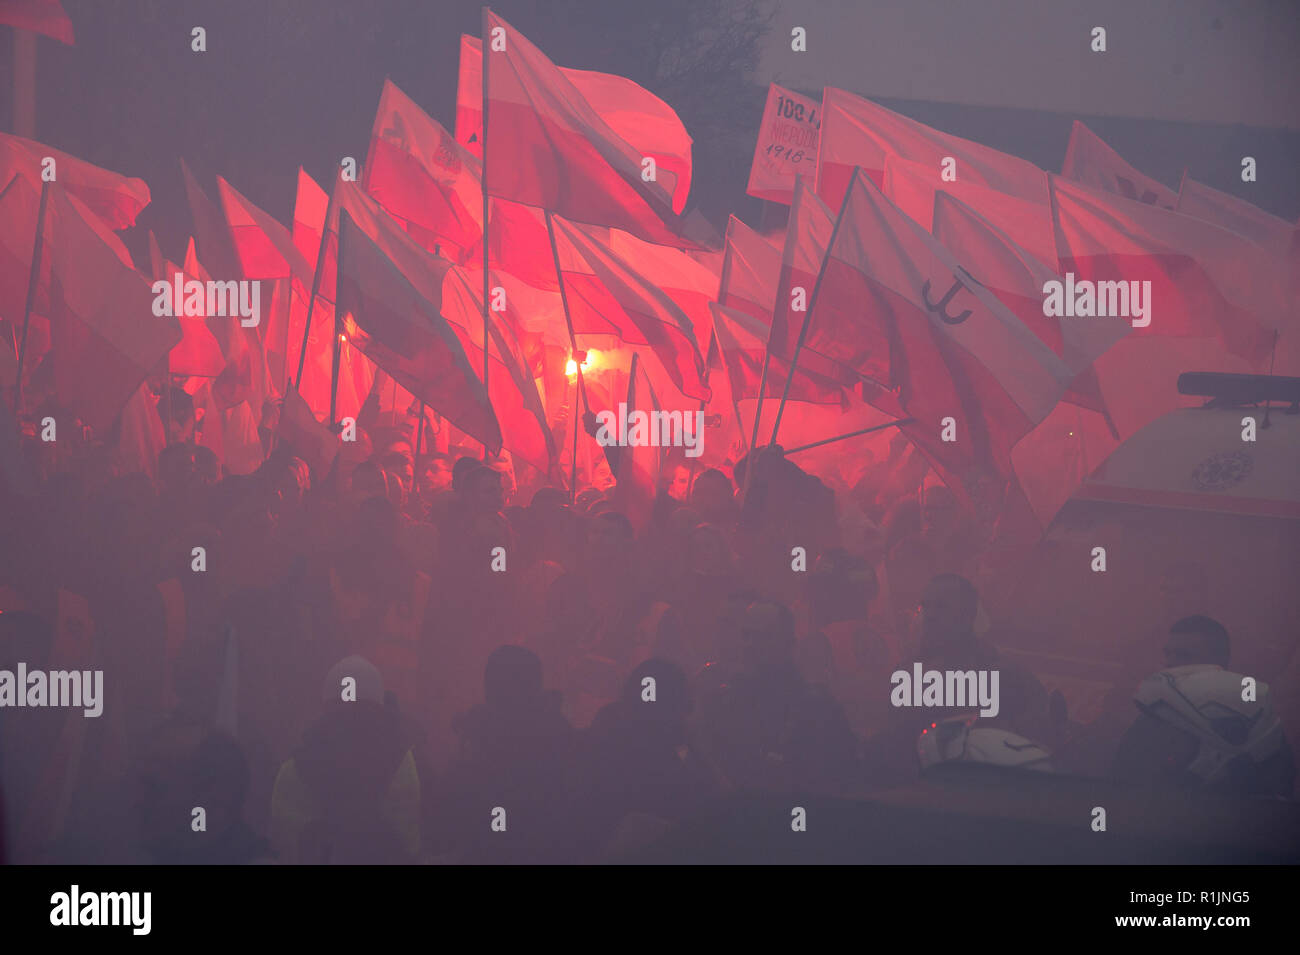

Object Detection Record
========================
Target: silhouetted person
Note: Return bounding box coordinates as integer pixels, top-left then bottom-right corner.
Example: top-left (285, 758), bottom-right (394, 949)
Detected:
top-left (432, 645), bottom-right (577, 863)
top-left (579, 659), bottom-right (719, 858)
top-left (270, 657), bottom-right (421, 864)
top-left (1112, 615), bottom-right (1294, 796)
top-left (696, 600), bottom-right (857, 793)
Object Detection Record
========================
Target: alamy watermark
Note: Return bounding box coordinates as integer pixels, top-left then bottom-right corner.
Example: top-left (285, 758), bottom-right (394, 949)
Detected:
top-left (152, 274), bottom-right (261, 327)
top-left (1042, 273), bottom-right (1151, 327)
top-left (0, 664), bottom-right (103, 717)
top-left (890, 663), bottom-right (1000, 718)
top-left (594, 402), bottom-right (704, 458)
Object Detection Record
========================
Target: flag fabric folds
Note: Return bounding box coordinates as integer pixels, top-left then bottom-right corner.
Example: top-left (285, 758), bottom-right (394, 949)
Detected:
top-left (0, 0), bottom-right (75, 44)
top-left (817, 170), bottom-right (1072, 518)
top-left (815, 88), bottom-right (1046, 213)
top-left (441, 265), bottom-right (557, 472)
top-left (551, 214), bottom-right (710, 402)
top-left (1060, 120), bottom-right (1177, 210)
top-left (2, 133), bottom-right (148, 229)
top-left (930, 189), bottom-right (1127, 413)
top-left (1049, 174), bottom-right (1278, 360)
top-left (335, 209), bottom-right (500, 452)
top-left (482, 11), bottom-right (702, 248)
top-left (4, 178), bottom-right (181, 431)
top-left (364, 79), bottom-right (484, 259)
top-left (457, 34), bottom-right (692, 214)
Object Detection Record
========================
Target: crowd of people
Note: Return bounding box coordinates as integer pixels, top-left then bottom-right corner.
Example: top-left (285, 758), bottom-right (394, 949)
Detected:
top-left (0, 383), bottom-right (1293, 865)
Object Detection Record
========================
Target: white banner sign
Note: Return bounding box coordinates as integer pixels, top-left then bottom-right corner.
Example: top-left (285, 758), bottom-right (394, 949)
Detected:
top-left (746, 84), bottom-right (820, 206)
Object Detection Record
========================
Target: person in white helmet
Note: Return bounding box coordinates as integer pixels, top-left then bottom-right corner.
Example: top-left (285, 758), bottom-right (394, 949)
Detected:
top-left (1112, 615), bottom-right (1294, 797)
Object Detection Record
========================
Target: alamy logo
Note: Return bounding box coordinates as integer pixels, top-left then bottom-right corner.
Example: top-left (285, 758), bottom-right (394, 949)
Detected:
top-left (890, 663), bottom-right (1000, 717)
top-left (0, 664), bottom-right (102, 717)
top-left (50, 885), bottom-right (151, 935)
top-left (152, 274), bottom-right (261, 327)
top-left (1042, 272), bottom-right (1150, 327)
top-left (594, 402), bottom-right (704, 458)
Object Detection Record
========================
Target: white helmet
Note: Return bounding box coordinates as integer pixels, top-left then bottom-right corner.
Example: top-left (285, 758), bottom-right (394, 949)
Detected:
top-left (917, 714), bottom-right (1053, 772)
top-left (1133, 663), bottom-right (1290, 793)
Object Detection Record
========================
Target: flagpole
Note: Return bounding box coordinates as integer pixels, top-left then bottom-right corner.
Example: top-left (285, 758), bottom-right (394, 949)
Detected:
top-left (329, 214), bottom-right (345, 427)
top-left (163, 353), bottom-right (173, 444)
top-left (415, 400), bottom-right (426, 459)
top-left (481, 6), bottom-right (492, 442)
top-left (545, 210), bottom-right (589, 504)
top-left (769, 168), bottom-right (857, 447)
top-left (783, 418), bottom-right (913, 455)
top-left (709, 220), bottom-right (747, 453)
top-left (294, 182), bottom-right (339, 392)
top-left (14, 178), bottom-right (50, 415)
top-left (568, 372), bottom-right (580, 504)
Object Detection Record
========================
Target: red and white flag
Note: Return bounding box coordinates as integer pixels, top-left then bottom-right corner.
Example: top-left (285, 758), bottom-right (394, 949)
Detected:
top-left (482, 11), bottom-right (703, 248)
top-left (606, 226), bottom-right (720, 370)
top-left (288, 168), bottom-right (374, 419)
top-left (180, 159), bottom-right (241, 282)
top-left (291, 166), bottom-right (329, 270)
top-left (1178, 174), bottom-right (1298, 319)
top-left (815, 88), bottom-right (1046, 213)
top-left (145, 231), bottom-right (226, 379)
top-left (1050, 174), bottom-right (1278, 362)
top-left (552, 214), bottom-right (710, 401)
top-left (364, 79), bottom-right (483, 259)
top-left (1, 133), bottom-right (146, 229)
top-left (336, 208), bottom-right (500, 452)
top-left (441, 265), bottom-right (557, 473)
top-left (19, 180), bottom-right (181, 430)
top-left (928, 192), bottom-right (1126, 529)
top-left (931, 189), bottom-right (1126, 413)
top-left (1177, 174), bottom-right (1297, 254)
top-left (718, 216), bottom-right (843, 405)
top-left (1060, 120), bottom-right (1177, 210)
top-left (457, 34), bottom-right (692, 215)
top-left (883, 154), bottom-right (1055, 271)
top-left (607, 351), bottom-right (664, 531)
top-left (217, 176), bottom-right (313, 290)
top-left (817, 170), bottom-right (1072, 512)
top-left (0, 0), bottom-right (74, 44)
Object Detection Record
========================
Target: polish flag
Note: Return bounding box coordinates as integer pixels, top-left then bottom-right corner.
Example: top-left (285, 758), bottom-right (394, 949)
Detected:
top-left (145, 231), bottom-right (226, 379)
top-left (930, 189), bottom-right (1127, 414)
top-left (217, 176), bottom-right (313, 292)
top-left (441, 265), bottom-right (557, 473)
top-left (336, 208), bottom-right (500, 452)
top-left (482, 11), bottom-right (703, 248)
top-left (179, 159), bottom-right (241, 282)
top-left (883, 154), bottom-right (1056, 272)
top-left (287, 171), bottom-right (376, 421)
top-left (815, 88), bottom-right (1046, 213)
top-left (927, 192), bottom-right (1126, 529)
top-left (1177, 173), bottom-right (1298, 321)
top-left (608, 351), bottom-right (664, 531)
top-left (552, 214), bottom-right (710, 401)
top-left (606, 226), bottom-right (720, 369)
top-left (769, 179), bottom-right (862, 385)
top-left (1050, 174), bottom-right (1278, 362)
top-left (718, 216), bottom-right (843, 405)
top-left (457, 34), bottom-right (692, 214)
top-left (291, 166), bottom-right (329, 270)
top-left (1060, 120), bottom-right (1177, 210)
top-left (709, 301), bottom-right (771, 404)
top-left (0, 0), bottom-right (75, 44)
top-left (815, 169), bottom-right (1072, 515)
top-left (1, 133), bottom-right (147, 229)
top-left (364, 79), bottom-right (483, 259)
top-left (22, 180), bottom-right (181, 431)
